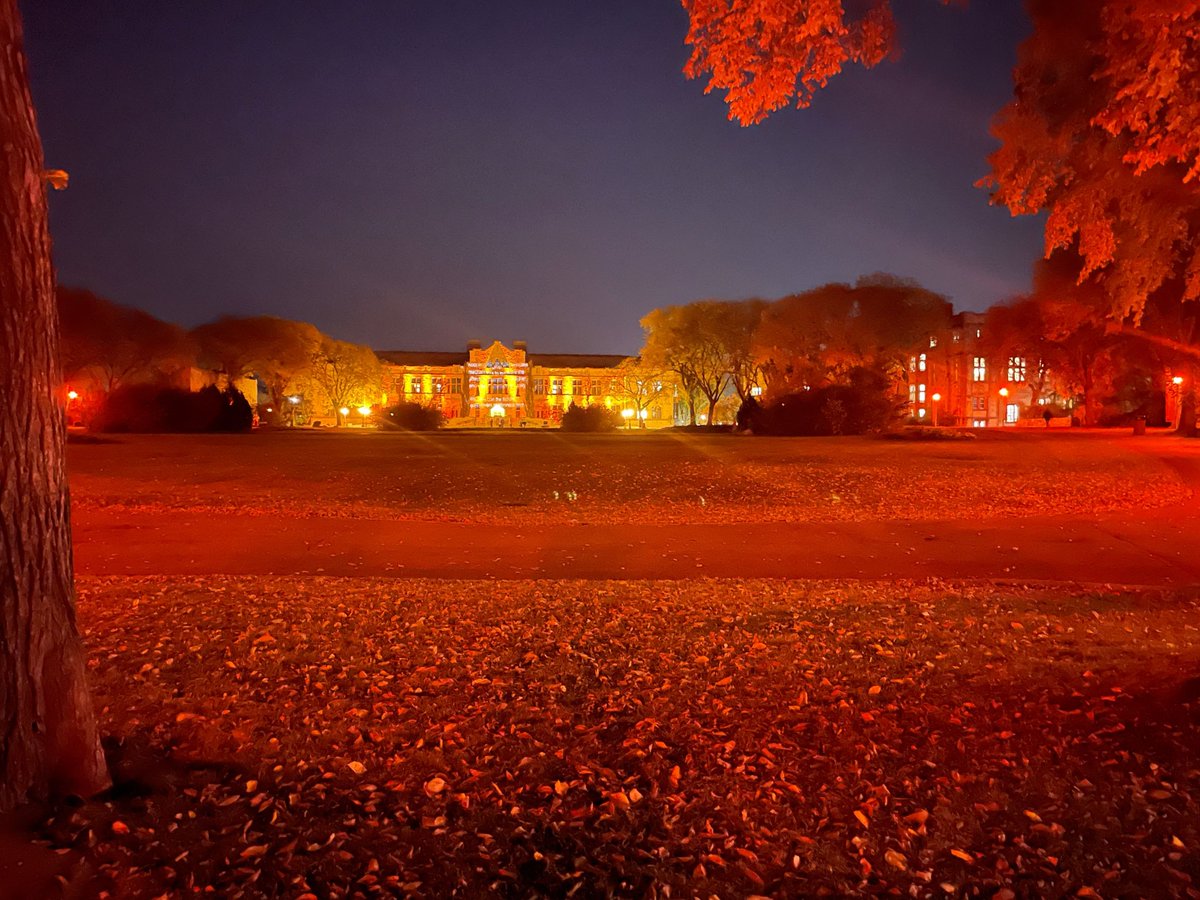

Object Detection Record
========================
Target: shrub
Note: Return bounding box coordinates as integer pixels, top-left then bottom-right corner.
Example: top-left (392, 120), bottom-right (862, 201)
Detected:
top-left (747, 368), bottom-right (904, 436)
top-left (93, 384), bottom-right (253, 433)
top-left (560, 403), bottom-right (621, 432)
top-left (380, 402), bottom-right (444, 431)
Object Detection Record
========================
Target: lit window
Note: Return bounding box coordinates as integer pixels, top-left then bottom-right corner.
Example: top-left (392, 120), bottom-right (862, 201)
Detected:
top-left (750, 385), bottom-right (763, 397)
top-left (953, 334), bottom-right (960, 344)
top-left (972, 357), bottom-right (987, 382)
top-left (909, 384), bottom-right (917, 403)
top-left (918, 383), bottom-right (927, 403)
top-left (976, 328), bottom-right (982, 338)
top-left (909, 356), bottom-right (917, 373)
top-left (929, 336), bottom-right (938, 348)
top-left (1007, 356), bottom-right (1026, 383)
top-left (973, 419), bottom-right (986, 428)
top-left (550, 378), bottom-right (562, 395)
top-left (918, 408), bottom-right (926, 418)
top-left (1006, 404), bottom-right (1019, 424)
top-left (571, 378), bottom-right (583, 395)
top-left (533, 378), bottom-right (546, 395)
top-left (450, 377), bottom-right (462, 394)
top-left (410, 378), bottom-right (423, 394)
top-left (918, 353), bottom-right (927, 373)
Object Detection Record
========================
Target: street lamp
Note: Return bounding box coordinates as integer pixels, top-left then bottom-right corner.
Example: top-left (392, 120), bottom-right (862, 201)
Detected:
top-left (339, 406), bottom-right (350, 427)
top-left (357, 405), bottom-right (371, 428)
top-left (931, 392), bottom-right (941, 427)
top-left (621, 408), bottom-right (634, 430)
top-left (1171, 375), bottom-right (1185, 428)
top-left (998, 387), bottom-right (1010, 427)
top-left (287, 395), bottom-right (300, 427)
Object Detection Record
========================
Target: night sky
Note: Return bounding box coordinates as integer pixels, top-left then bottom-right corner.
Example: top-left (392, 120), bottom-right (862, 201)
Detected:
top-left (21, 1), bottom-right (1041, 354)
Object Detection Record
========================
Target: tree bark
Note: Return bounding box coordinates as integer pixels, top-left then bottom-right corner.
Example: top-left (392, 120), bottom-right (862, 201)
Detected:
top-left (0, 0), bottom-right (109, 811)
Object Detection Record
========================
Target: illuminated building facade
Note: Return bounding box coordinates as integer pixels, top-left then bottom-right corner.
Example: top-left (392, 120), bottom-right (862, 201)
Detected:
top-left (377, 340), bottom-right (678, 428)
top-left (907, 312), bottom-right (1039, 427)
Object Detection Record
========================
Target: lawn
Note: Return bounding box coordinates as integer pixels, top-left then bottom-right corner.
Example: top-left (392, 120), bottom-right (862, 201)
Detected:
top-left (23, 430), bottom-right (1197, 898)
top-left (67, 429), bottom-right (1189, 524)
top-left (25, 577), bottom-right (1200, 898)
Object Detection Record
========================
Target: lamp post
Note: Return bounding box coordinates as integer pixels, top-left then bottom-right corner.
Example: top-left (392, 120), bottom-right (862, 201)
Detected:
top-left (1171, 375), bottom-right (1184, 429)
top-left (621, 408), bottom-right (634, 430)
top-left (357, 405), bottom-right (371, 428)
top-left (338, 406), bottom-right (350, 427)
top-left (931, 392), bottom-right (941, 427)
top-left (998, 387), bottom-right (1010, 427)
top-left (288, 394), bottom-right (300, 427)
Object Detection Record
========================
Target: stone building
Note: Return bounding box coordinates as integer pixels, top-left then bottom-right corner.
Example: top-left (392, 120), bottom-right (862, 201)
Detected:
top-left (376, 340), bottom-right (678, 428)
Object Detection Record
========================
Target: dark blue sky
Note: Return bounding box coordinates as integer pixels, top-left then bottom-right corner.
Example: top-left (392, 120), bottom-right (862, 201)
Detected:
top-left (21, 0), bottom-right (1041, 354)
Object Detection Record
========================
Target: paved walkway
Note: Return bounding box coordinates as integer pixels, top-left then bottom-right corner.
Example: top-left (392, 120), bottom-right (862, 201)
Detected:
top-left (72, 443), bottom-right (1200, 586)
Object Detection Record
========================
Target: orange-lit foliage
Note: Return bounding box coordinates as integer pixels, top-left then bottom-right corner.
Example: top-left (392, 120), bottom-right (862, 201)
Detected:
top-left (682, 0), bottom-right (901, 124)
top-left (683, 0), bottom-right (1200, 328)
top-left (981, 0), bottom-right (1200, 326)
top-left (752, 274), bottom-right (951, 393)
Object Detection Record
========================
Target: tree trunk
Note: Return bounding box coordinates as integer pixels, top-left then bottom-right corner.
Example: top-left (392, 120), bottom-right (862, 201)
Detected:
top-left (0, 0), bottom-right (109, 811)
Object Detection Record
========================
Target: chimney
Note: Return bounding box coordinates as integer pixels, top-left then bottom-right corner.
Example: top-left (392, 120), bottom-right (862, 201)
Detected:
top-left (466, 339), bottom-right (482, 351)
top-left (513, 340), bottom-right (527, 352)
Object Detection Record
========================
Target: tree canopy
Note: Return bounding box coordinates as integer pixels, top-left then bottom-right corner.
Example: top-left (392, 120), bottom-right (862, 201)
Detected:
top-left (682, 0), bottom-right (1200, 333)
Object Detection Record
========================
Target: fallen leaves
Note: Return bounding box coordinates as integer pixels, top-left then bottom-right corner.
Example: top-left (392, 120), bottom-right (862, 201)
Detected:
top-left (51, 575), bottom-right (1200, 897)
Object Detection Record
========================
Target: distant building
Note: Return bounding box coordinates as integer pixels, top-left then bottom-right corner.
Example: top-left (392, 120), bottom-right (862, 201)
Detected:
top-left (376, 340), bottom-right (678, 428)
top-left (907, 312), bottom-right (1047, 428)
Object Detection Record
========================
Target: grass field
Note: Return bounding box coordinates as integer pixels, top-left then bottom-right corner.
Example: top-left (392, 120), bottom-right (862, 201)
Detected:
top-left (14, 430), bottom-right (1197, 897)
top-left (67, 429), bottom-right (1189, 524)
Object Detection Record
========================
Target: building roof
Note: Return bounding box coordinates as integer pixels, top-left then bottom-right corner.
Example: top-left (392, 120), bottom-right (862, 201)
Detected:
top-left (527, 353), bottom-right (628, 369)
top-left (375, 350), bottom-right (468, 367)
top-left (375, 349), bottom-right (631, 370)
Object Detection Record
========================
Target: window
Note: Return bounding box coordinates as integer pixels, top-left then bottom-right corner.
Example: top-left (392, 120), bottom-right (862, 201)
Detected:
top-left (1007, 356), bottom-right (1026, 383)
top-left (909, 384), bottom-right (917, 403)
top-left (533, 377), bottom-right (546, 395)
top-left (972, 419), bottom-right (986, 428)
top-left (450, 377), bottom-right (462, 394)
top-left (1006, 404), bottom-right (1020, 424)
top-left (976, 328), bottom-right (982, 338)
top-left (909, 356), bottom-right (917, 373)
top-left (929, 336), bottom-right (938, 349)
top-left (918, 353), bottom-right (927, 372)
top-left (918, 408), bottom-right (926, 419)
top-left (971, 396), bottom-right (985, 412)
top-left (918, 383), bottom-right (926, 403)
top-left (571, 378), bottom-right (583, 395)
top-left (972, 357), bottom-right (987, 382)
top-left (410, 378), bottom-right (422, 394)
top-left (550, 378), bottom-right (562, 395)
top-left (489, 376), bottom-right (507, 395)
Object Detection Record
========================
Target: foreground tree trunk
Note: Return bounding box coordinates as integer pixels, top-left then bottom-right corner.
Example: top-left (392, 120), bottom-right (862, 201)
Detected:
top-left (0, 1), bottom-right (109, 811)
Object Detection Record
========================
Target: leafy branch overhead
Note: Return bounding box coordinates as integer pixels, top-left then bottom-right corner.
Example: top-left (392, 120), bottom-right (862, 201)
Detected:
top-left (682, 0), bottom-right (1200, 329)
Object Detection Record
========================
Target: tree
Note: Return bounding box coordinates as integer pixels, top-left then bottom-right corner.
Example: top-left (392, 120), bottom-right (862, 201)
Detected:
top-left (193, 315), bottom-right (322, 410)
top-left (683, 1), bottom-right (1200, 365)
top-left (640, 300), bottom-right (764, 425)
top-left (304, 337), bottom-right (382, 427)
top-left (58, 287), bottom-right (194, 391)
top-left (682, 0), bottom-right (900, 125)
top-left (753, 275), bottom-right (951, 395)
top-left (0, 1), bottom-right (109, 810)
top-left (610, 358), bottom-right (672, 426)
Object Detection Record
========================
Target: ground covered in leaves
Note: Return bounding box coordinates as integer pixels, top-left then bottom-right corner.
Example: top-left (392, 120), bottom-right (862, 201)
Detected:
top-left (66, 430), bottom-right (1189, 525)
top-left (27, 577), bottom-right (1200, 898)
